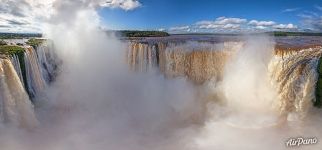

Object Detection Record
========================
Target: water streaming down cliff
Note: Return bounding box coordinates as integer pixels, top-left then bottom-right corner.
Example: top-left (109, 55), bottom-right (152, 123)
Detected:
top-left (127, 40), bottom-right (322, 120)
top-left (24, 46), bottom-right (47, 98)
top-left (0, 58), bottom-right (38, 128)
top-left (36, 42), bottom-right (59, 83)
top-left (0, 41), bottom-right (59, 128)
top-left (127, 41), bottom-right (243, 84)
top-left (10, 54), bottom-right (24, 87)
top-left (25, 43), bottom-right (60, 97)
top-left (270, 47), bottom-right (322, 119)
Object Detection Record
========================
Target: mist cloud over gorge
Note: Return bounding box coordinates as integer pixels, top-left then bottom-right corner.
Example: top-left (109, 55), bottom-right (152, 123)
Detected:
top-left (0, 0), bottom-right (205, 149)
top-left (0, 0), bottom-right (322, 150)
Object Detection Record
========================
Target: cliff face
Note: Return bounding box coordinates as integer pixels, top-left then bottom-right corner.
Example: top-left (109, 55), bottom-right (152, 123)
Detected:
top-left (127, 41), bottom-right (242, 84)
top-left (270, 47), bottom-right (322, 118)
top-left (0, 58), bottom-right (38, 128)
top-left (0, 41), bottom-right (59, 127)
top-left (127, 40), bottom-right (322, 118)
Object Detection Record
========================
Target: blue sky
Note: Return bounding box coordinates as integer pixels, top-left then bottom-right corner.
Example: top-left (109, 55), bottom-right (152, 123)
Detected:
top-left (99, 0), bottom-right (322, 33)
top-left (0, 0), bottom-right (321, 33)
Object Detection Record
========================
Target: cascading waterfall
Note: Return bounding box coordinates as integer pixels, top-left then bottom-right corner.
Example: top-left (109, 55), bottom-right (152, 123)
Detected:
top-left (0, 40), bottom-right (58, 129)
top-left (36, 42), bottom-right (59, 83)
top-left (269, 47), bottom-right (322, 120)
top-left (127, 42), bottom-right (165, 71)
top-left (10, 54), bottom-right (24, 86)
top-left (24, 46), bottom-right (47, 98)
top-left (127, 40), bottom-right (322, 120)
top-left (127, 41), bottom-right (242, 84)
top-left (0, 58), bottom-right (38, 128)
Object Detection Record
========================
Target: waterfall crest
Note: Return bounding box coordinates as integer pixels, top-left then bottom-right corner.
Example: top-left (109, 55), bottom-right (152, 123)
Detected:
top-left (36, 42), bottom-right (59, 83)
top-left (24, 46), bottom-right (47, 98)
top-left (0, 58), bottom-right (38, 128)
top-left (127, 40), bottom-right (322, 120)
top-left (127, 41), bottom-right (242, 84)
top-left (10, 54), bottom-right (24, 86)
top-left (269, 47), bottom-right (322, 119)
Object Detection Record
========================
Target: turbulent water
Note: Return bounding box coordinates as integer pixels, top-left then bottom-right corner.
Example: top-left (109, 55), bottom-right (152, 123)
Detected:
top-left (127, 39), bottom-right (322, 120)
top-left (0, 58), bottom-right (38, 128)
top-left (0, 36), bottom-right (321, 149)
top-left (270, 47), bottom-right (322, 120)
top-left (10, 55), bottom-right (24, 87)
top-left (128, 41), bottom-right (242, 84)
top-left (24, 46), bottom-right (47, 98)
top-left (0, 42), bottom-right (58, 127)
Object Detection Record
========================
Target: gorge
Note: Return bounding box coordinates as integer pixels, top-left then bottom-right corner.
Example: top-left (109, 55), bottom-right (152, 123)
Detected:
top-left (0, 35), bottom-right (322, 149)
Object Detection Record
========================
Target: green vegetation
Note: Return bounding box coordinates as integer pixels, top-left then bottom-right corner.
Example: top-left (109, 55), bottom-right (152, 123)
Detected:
top-left (116, 30), bottom-right (170, 37)
top-left (26, 38), bottom-right (44, 47)
top-left (270, 31), bottom-right (322, 36)
top-left (0, 45), bottom-right (24, 55)
top-left (0, 33), bottom-right (42, 39)
top-left (0, 45), bottom-right (27, 94)
top-left (315, 57), bottom-right (322, 108)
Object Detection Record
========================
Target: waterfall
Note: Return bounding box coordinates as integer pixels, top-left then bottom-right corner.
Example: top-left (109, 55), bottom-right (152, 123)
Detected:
top-left (127, 42), bottom-right (162, 71)
top-left (10, 54), bottom-right (24, 86)
top-left (36, 42), bottom-right (59, 83)
top-left (0, 58), bottom-right (38, 128)
top-left (127, 41), bottom-right (242, 84)
top-left (269, 47), bottom-right (322, 119)
top-left (127, 40), bottom-right (322, 119)
top-left (0, 41), bottom-right (58, 128)
top-left (24, 46), bottom-right (47, 98)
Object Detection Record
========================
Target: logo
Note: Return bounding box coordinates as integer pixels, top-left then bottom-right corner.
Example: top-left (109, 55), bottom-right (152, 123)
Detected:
top-left (286, 137), bottom-right (318, 147)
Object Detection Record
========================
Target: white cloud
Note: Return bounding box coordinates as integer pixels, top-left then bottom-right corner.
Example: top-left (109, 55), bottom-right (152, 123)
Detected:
top-left (282, 8), bottom-right (300, 13)
top-left (100, 0), bottom-right (141, 11)
top-left (183, 16), bottom-right (300, 33)
top-left (196, 17), bottom-right (246, 30)
top-left (0, 0), bottom-right (142, 32)
top-left (222, 24), bottom-right (240, 29)
top-left (255, 26), bottom-right (267, 30)
top-left (299, 15), bottom-right (322, 31)
top-left (248, 20), bottom-right (276, 26)
top-left (158, 28), bottom-right (165, 31)
top-left (0, 0), bottom-right (53, 32)
top-left (214, 17), bottom-right (247, 24)
top-left (169, 26), bottom-right (190, 32)
top-left (197, 17), bottom-right (246, 26)
top-left (273, 23), bottom-right (297, 29)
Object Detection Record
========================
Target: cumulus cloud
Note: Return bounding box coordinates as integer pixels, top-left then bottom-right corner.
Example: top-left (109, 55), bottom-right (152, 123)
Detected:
top-left (0, 0), bottom-right (142, 32)
top-left (247, 20), bottom-right (276, 31)
top-left (273, 23), bottom-right (297, 29)
top-left (195, 17), bottom-right (246, 31)
top-left (100, 0), bottom-right (141, 11)
top-left (196, 17), bottom-right (246, 26)
top-left (172, 17), bottom-right (299, 33)
top-left (255, 26), bottom-right (267, 30)
top-left (213, 17), bottom-right (247, 24)
top-left (248, 20), bottom-right (276, 26)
